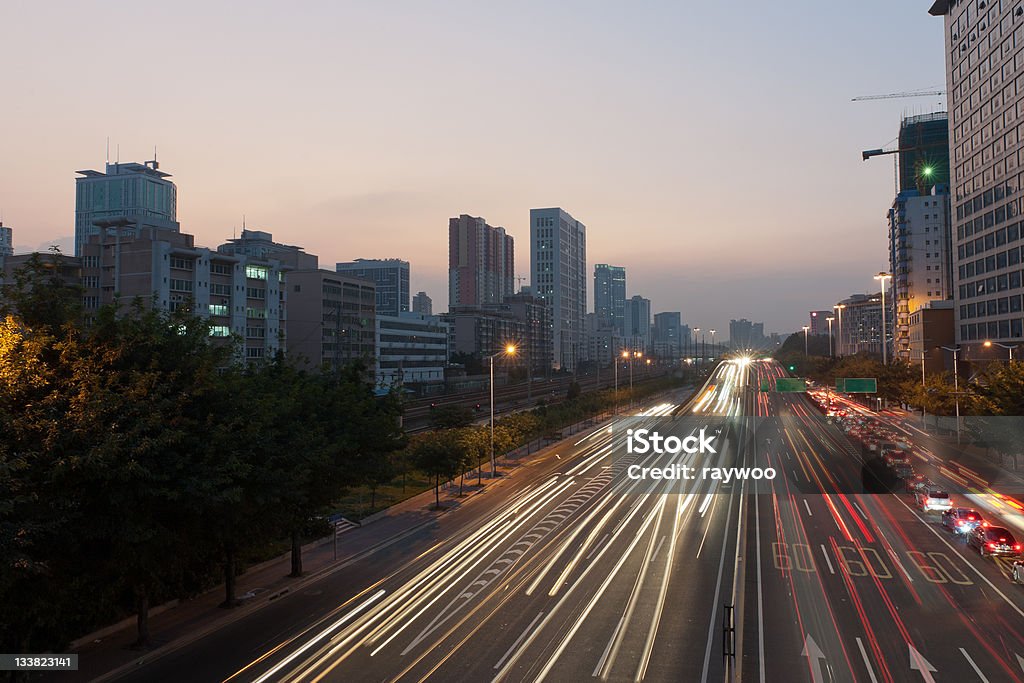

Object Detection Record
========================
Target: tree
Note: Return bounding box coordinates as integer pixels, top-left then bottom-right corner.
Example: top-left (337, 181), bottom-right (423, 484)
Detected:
top-left (411, 432), bottom-right (462, 509)
top-left (429, 404), bottom-right (475, 430)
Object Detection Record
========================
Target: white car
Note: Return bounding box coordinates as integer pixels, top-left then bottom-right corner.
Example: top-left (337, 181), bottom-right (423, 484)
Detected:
top-left (917, 488), bottom-right (953, 513)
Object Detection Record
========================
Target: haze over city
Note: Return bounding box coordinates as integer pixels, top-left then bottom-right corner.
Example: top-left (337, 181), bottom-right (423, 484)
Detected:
top-left (2, 0), bottom-right (942, 333)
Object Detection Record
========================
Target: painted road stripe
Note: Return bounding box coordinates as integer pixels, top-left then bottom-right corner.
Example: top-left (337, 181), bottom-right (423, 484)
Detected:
top-left (494, 611), bottom-right (544, 670)
top-left (820, 544), bottom-right (835, 574)
top-left (960, 648), bottom-right (989, 682)
top-left (855, 637), bottom-right (879, 683)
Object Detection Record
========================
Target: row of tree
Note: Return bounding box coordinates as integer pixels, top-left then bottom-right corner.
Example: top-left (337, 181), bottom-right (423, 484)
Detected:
top-left (0, 256), bottom-right (405, 652)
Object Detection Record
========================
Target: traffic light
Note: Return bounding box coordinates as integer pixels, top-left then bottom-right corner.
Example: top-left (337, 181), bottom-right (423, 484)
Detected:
top-left (788, 365), bottom-right (796, 372)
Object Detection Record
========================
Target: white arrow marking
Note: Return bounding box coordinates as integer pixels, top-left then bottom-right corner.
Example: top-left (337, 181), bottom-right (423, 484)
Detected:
top-left (909, 644), bottom-right (937, 683)
top-left (801, 634), bottom-right (826, 683)
top-left (1017, 653), bottom-right (1024, 673)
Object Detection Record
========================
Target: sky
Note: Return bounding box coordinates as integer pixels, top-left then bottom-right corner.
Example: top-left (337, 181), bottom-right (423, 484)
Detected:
top-left (0, 0), bottom-right (947, 336)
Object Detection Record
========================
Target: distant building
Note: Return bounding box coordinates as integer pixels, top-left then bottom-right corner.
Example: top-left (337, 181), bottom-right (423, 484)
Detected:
top-left (448, 214), bottom-right (514, 307)
top-left (889, 185), bottom-right (953, 363)
top-left (808, 310), bottom-right (832, 336)
top-left (531, 208), bottom-right (586, 371)
top-left (836, 293), bottom-right (891, 357)
top-left (584, 312), bottom-right (619, 367)
top-left (445, 298), bottom-right (552, 377)
top-left (623, 295), bottom-right (651, 352)
top-left (729, 318), bottom-right (766, 350)
top-left (503, 292), bottom-right (552, 377)
top-left (375, 312), bottom-right (449, 388)
top-left (74, 159), bottom-right (179, 256)
top-left (0, 222), bottom-right (12, 257)
top-left (652, 311), bottom-right (682, 359)
top-left (218, 229), bottom-right (318, 269)
top-left (412, 291), bottom-right (432, 315)
top-left (594, 264), bottom-right (626, 333)
top-left (897, 112), bottom-right (949, 194)
top-left (287, 270), bottom-right (376, 371)
top-left (335, 258), bottom-right (409, 317)
top-left (0, 252), bottom-right (82, 293)
top-left (78, 227), bottom-right (286, 362)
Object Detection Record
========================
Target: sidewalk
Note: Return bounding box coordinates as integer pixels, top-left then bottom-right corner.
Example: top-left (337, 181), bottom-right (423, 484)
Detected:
top-left (59, 387), bottom-right (689, 683)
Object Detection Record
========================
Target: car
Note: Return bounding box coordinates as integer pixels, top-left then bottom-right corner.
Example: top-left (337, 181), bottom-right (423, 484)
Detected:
top-left (968, 525), bottom-right (1022, 557)
top-left (916, 488), bottom-right (953, 513)
top-left (1012, 560), bottom-right (1024, 584)
top-left (941, 508), bottom-right (986, 535)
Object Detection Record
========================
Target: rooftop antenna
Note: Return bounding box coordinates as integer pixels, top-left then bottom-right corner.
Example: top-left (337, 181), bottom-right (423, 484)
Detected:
top-left (116, 144), bottom-right (120, 165)
top-left (105, 137), bottom-right (110, 165)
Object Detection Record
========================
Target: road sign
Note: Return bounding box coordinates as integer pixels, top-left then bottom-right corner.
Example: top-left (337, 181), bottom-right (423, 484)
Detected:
top-left (775, 377), bottom-right (806, 393)
top-left (837, 377), bottom-right (877, 393)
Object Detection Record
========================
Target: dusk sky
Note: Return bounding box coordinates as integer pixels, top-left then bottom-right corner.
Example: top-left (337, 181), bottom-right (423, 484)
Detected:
top-left (2, 1), bottom-right (946, 336)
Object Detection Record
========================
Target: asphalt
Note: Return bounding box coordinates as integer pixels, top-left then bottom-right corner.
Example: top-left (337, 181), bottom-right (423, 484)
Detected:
top-left (66, 361), bottom-right (1024, 682)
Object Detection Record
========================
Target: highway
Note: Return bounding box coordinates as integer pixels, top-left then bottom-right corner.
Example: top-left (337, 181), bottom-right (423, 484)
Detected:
top-left (113, 359), bottom-right (1024, 682)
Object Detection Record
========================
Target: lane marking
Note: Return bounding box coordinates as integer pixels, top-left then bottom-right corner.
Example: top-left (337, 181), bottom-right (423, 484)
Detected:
top-left (819, 544), bottom-right (835, 574)
top-left (651, 535), bottom-right (666, 563)
top-left (959, 647), bottom-right (990, 682)
top-left (855, 637), bottom-right (879, 683)
top-left (803, 499), bottom-right (813, 517)
top-left (494, 611), bottom-right (544, 670)
top-left (585, 534), bottom-right (609, 561)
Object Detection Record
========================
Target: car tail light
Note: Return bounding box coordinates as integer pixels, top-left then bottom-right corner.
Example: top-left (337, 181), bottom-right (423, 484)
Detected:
top-left (989, 542), bottom-right (998, 549)
top-left (983, 521), bottom-right (989, 527)
top-left (1015, 544), bottom-right (1022, 551)
top-left (957, 520), bottom-right (963, 526)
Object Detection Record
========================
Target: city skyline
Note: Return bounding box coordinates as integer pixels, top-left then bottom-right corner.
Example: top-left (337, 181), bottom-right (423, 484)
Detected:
top-left (2, 1), bottom-right (944, 334)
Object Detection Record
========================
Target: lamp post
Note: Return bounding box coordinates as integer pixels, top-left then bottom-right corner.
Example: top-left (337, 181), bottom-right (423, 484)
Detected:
top-left (693, 328), bottom-right (701, 368)
top-left (710, 329), bottom-right (716, 361)
top-left (940, 345), bottom-right (960, 444)
top-left (834, 304), bottom-right (846, 357)
top-left (802, 326), bottom-right (810, 356)
top-left (874, 272), bottom-right (892, 365)
top-left (615, 349), bottom-right (628, 414)
top-left (489, 343), bottom-right (517, 477)
top-left (826, 316), bottom-right (835, 358)
top-left (984, 339), bottom-right (1018, 361)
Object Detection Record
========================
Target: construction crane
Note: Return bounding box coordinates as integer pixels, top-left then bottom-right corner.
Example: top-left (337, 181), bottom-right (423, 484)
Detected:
top-left (851, 89), bottom-right (946, 102)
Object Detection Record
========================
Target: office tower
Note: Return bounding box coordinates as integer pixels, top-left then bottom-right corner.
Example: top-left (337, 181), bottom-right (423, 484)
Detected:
top-left (653, 311), bottom-right (682, 358)
top-left (0, 222), bottom-right (11, 257)
top-left (594, 264), bottom-right (626, 332)
top-left (889, 185), bottom-right (953, 362)
top-left (623, 295), bottom-right (652, 352)
top-left (930, 1), bottom-right (1024, 348)
top-left (335, 258), bottom-right (410, 318)
top-left (835, 293), bottom-right (891, 357)
top-left (74, 159), bottom-right (178, 256)
top-left (413, 291), bottom-right (433, 315)
top-left (530, 207), bottom-right (586, 371)
top-left (448, 214), bottom-right (515, 307)
top-left (808, 310), bottom-right (832, 336)
top-left (898, 112), bottom-right (950, 193)
top-left (375, 312), bottom-right (449, 388)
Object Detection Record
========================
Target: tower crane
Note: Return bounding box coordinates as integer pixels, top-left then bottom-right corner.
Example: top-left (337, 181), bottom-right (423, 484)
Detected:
top-left (851, 89), bottom-right (946, 102)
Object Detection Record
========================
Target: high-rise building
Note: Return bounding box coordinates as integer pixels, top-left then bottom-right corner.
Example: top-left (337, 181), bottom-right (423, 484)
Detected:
top-left (930, 1), bottom-right (1024, 349)
top-left (412, 291), bottom-right (433, 315)
top-left (335, 258), bottom-right (409, 318)
top-left (898, 112), bottom-right (950, 194)
top-left (623, 295), bottom-right (652, 352)
top-left (448, 215), bottom-right (514, 308)
top-left (889, 185), bottom-right (953, 362)
top-left (594, 264), bottom-right (626, 332)
top-left (652, 311), bottom-right (681, 359)
top-left (287, 270), bottom-right (376, 371)
top-left (218, 229), bottom-right (318, 269)
top-left (531, 208), bottom-right (586, 371)
top-left (584, 312), bottom-right (620, 367)
top-left (729, 318), bottom-right (766, 350)
top-left (74, 159), bottom-right (178, 256)
top-left (0, 222), bottom-right (12, 257)
top-left (808, 310), bottom-right (832, 336)
top-left (445, 299), bottom-right (551, 377)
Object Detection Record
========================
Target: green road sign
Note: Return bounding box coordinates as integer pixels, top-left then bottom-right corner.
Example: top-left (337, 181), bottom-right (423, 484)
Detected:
top-left (775, 377), bottom-right (806, 393)
top-left (837, 377), bottom-right (877, 393)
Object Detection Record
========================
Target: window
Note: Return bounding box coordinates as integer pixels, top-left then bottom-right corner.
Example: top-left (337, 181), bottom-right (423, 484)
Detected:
top-left (170, 257), bottom-right (193, 270)
top-left (246, 307), bottom-right (267, 319)
top-left (169, 278), bottom-right (193, 292)
top-left (211, 263), bottom-right (232, 275)
top-left (246, 326), bottom-right (266, 338)
top-left (246, 265), bottom-right (268, 280)
top-left (209, 303), bottom-right (229, 316)
top-left (209, 325), bottom-right (230, 337)
top-left (211, 283), bottom-right (231, 296)
top-left (245, 347), bottom-right (264, 359)
top-left (246, 287), bottom-right (266, 299)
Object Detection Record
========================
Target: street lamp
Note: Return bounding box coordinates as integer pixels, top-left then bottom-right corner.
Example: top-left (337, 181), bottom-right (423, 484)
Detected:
top-left (802, 326), bottom-right (810, 356)
top-left (940, 345), bottom-right (960, 444)
top-left (826, 316), bottom-right (835, 358)
top-left (693, 328), bottom-right (701, 366)
top-left (874, 272), bottom-right (892, 365)
top-left (489, 343), bottom-right (517, 477)
top-left (834, 304), bottom-right (846, 357)
top-left (984, 339), bottom-right (1018, 361)
top-left (710, 329), bottom-right (716, 360)
top-left (615, 349), bottom-right (628, 414)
